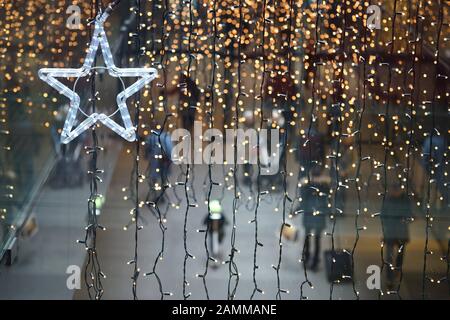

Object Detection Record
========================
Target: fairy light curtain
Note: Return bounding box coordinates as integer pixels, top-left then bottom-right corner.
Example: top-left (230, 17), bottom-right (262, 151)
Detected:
top-left (0, 0), bottom-right (448, 300)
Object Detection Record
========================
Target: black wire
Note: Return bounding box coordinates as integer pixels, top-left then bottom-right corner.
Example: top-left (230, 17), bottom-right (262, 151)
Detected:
top-left (300, 0), bottom-right (320, 300)
top-left (227, 0), bottom-right (242, 300)
top-left (81, 0), bottom-right (105, 301)
top-left (378, 0), bottom-right (399, 299)
top-left (396, 0), bottom-right (414, 301)
top-left (143, 0), bottom-right (170, 301)
top-left (350, 0), bottom-right (372, 300)
top-left (181, 0), bottom-right (195, 301)
top-left (200, 0), bottom-right (219, 300)
top-left (396, 0), bottom-right (424, 300)
top-left (422, 0), bottom-right (444, 300)
top-left (250, 0), bottom-right (267, 300)
top-left (275, 0), bottom-right (294, 301)
top-left (143, 120), bottom-right (170, 298)
top-left (182, 160), bottom-right (192, 300)
top-left (328, 0), bottom-right (347, 300)
top-left (131, 0), bottom-right (142, 301)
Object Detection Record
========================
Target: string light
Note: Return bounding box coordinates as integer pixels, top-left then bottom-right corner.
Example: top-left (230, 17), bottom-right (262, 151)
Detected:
top-left (422, 0), bottom-right (445, 299)
top-left (200, 0), bottom-right (219, 300)
top-left (275, 0), bottom-right (294, 301)
top-left (131, 0), bottom-right (141, 301)
top-left (377, 0), bottom-right (399, 299)
top-left (227, 0), bottom-right (242, 300)
top-left (396, 0), bottom-right (424, 300)
top-left (142, 0), bottom-right (172, 300)
top-left (180, 0), bottom-right (196, 301)
top-left (250, 0), bottom-right (267, 301)
top-left (1, 0), bottom-right (448, 300)
top-left (300, 0), bottom-right (321, 300)
top-left (80, 0), bottom-right (105, 301)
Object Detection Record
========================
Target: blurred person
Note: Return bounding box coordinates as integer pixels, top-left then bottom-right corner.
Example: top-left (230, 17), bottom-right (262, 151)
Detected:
top-left (381, 183), bottom-right (412, 290)
top-left (203, 200), bottom-right (228, 264)
top-left (298, 166), bottom-right (331, 271)
top-left (166, 74), bottom-right (200, 132)
top-left (260, 109), bottom-right (286, 188)
top-left (333, 135), bottom-right (356, 213)
top-left (242, 110), bottom-right (255, 186)
top-left (263, 71), bottom-right (296, 137)
top-left (259, 71), bottom-right (296, 187)
top-left (145, 130), bottom-right (173, 201)
top-left (336, 136), bottom-right (355, 180)
top-left (48, 110), bottom-right (86, 188)
top-left (179, 75), bottom-right (200, 133)
top-left (422, 134), bottom-right (448, 206)
top-left (296, 125), bottom-right (325, 179)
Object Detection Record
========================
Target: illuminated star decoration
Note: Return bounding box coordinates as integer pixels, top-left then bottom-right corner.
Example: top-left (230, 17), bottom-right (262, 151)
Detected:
top-left (38, 11), bottom-right (157, 144)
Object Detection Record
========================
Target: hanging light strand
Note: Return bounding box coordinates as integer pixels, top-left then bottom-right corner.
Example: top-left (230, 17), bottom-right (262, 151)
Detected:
top-left (80, 0), bottom-right (105, 301)
top-left (422, 0), bottom-right (444, 299)
top-left (227, 0), bottom-right (243, 299)
top-left (329, 0), bottom-right (347, 300)
top-left (181, 0), bottom-right (195, 301)
top-left (300, 0), bottom-right (321, 300)
top-left (275, 0), bottom-right (294, 301)
top-left (200, 0), bottom-right (219, 300)
top-left (143, 0), bottom-right (172, 300)
top-left (350, 0), bottom-right (371, 300)
top-left (130, 0), bottom-right (142, 300)
top-left (227, 0), bottom-right (243, 301)
top-left (349, 0), bottom-right (361, 300)
top-left (377, 0), bottom-right (399, 299)
top-left (250, 0), bottom-right (267, 300)
top-left (396, 0), bottom-right (424, 300)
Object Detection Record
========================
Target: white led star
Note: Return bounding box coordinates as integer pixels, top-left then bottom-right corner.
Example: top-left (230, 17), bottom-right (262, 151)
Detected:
top-left (38, 11), bottom-right (157, 144)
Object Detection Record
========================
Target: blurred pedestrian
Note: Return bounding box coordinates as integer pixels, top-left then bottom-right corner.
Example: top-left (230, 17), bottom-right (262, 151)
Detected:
top-left (296, 125), bottom-right (324, 178)
top-left (422, 134), bottom-right (448, 205)
top-left (145, 131), bottom-right (173, 196)
top-left (203, 200), bottom-right (228, 264)
top-left (166, 74), bottom-right (200, 132)
top-left (242, 110), bottom-right (255, 186)
top-left (298, 166), bottom-right (331, 271)
top-left (381, 184), bottom-right (412, 289)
